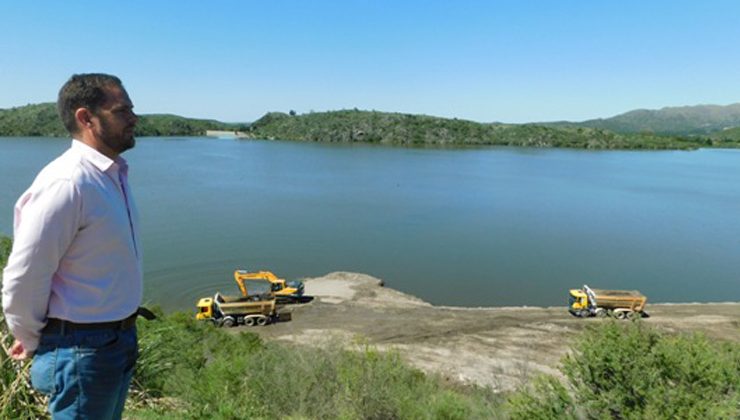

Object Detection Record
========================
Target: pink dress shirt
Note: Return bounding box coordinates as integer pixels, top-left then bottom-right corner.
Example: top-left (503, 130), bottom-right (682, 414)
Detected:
top-left (2, 140), bottom-right (142, 352)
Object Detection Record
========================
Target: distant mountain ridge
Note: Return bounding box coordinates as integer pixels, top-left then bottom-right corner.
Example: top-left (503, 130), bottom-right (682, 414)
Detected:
top-left (548, 103), bottom-right (740, 136)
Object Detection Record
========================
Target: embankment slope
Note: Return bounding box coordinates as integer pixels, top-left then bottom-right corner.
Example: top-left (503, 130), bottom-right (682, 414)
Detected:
top-left (246, 272), bottom-right (740, 392)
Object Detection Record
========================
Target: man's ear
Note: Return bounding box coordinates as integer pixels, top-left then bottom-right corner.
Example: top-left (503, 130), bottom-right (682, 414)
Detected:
top-left (74, 108), bottom-right (94, 130)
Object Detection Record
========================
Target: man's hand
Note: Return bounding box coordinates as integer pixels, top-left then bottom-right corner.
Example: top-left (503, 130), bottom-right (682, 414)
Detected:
top-left (8, 339), bottom-right (33, 360)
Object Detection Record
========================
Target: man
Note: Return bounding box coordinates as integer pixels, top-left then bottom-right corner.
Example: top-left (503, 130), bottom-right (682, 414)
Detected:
top-left (2, 73), bottom-right (142, 419)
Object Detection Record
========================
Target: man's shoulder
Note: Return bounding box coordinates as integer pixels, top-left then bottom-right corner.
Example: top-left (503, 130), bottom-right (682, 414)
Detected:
top-left (31, 148), bottom-right (89, 190)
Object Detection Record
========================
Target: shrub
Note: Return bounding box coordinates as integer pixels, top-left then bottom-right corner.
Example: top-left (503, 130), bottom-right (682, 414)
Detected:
top-left (0, 235), bottom-right (11, 272)
top-left (507, 375), bottom-right (576, 420)
top-left (130, 311), bottom-right (264, 416)
top-left (506, 321), bottom-right (740, 419)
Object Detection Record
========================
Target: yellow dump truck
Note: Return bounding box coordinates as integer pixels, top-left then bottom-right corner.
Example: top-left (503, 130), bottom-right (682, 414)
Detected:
top-left (568, 285), bottom-right (648, 319)
top-left (234, 269), bottom-right (305, 303)
top-left (196, 292), bottom-right (290, 327)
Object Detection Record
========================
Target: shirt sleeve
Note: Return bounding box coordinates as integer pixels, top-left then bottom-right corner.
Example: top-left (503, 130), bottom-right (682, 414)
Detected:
top-left (2, 178), bottom-right (81, 352)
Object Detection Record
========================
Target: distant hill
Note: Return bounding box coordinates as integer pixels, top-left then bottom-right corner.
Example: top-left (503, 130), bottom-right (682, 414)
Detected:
top-left (4, 102), bottom-right (740, 150)
top-left (134, 113), bottom-right (242, 137)
top-left (247, 109), bottom-right (727, 150)
top-left (0, 103), bottom-right (241, 137)
top-left (547, 103), bottom-right (740, 136)
top-left (0, 103), bottom-right (64, 136)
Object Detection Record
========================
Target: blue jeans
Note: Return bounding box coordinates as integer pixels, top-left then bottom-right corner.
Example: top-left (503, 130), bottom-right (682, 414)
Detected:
top-left (30, 327), bottom-right (138, 420)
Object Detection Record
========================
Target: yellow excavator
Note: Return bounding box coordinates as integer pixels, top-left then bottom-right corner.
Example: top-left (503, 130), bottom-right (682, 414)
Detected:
top-left (233, 269), bottom-right (305, 303)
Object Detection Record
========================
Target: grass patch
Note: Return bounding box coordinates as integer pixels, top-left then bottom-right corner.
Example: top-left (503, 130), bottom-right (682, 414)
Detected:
top-left (128, 312), bottom-right (502, 419)
top-left (0, 312), bottom-right (49, 420)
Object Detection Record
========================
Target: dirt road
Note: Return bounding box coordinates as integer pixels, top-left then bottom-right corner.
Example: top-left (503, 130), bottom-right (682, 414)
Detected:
top-left (247, 272), bottom-right (740, 391)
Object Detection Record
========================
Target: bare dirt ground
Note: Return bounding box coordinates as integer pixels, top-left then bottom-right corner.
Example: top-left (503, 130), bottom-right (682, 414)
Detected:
top-left (245, 272), bottom-right (740, 392)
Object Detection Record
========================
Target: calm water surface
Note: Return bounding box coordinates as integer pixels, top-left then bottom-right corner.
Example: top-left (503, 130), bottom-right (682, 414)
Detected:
top-left (1, 137), bottom-right (739, 311)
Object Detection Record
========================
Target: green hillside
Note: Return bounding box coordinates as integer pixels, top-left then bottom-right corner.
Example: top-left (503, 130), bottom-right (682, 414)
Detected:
top-left (709, 126), bottom-right (740, 141)
top-left (0, 103), bottom-right (64, 136)
top-left (248, 109), bottom-right (729, 150)
top-left (0, 103), bottom-right (239, 137)
top-left (134, 113), bottom-right (240, 136)
top-left (548, 103), bottom-right (740, 136)
top-left (5, 103), bottom-right (740, 150)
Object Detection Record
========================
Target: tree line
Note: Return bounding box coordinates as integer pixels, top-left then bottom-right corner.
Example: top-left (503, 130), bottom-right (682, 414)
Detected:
top-left (246, 109), bottom-right (738, 150)
top-left (0, 103), bottom-right (241, 137)
top-left (4, 103), bottom-right (740, 150)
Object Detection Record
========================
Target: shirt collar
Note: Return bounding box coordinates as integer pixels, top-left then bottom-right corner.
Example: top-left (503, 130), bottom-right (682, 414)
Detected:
top-left (71, 139), bottom-right (128, 174)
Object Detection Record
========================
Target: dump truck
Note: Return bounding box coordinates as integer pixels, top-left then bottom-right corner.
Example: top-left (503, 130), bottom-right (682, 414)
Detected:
top-left (234, 269), bottom-right (305, 303)
top-left (196, 292), bottom-right (291, 327)
top-left (568, 285), bottom-right (648, 319)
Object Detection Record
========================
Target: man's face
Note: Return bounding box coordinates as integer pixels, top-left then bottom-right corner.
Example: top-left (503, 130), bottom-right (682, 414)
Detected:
top-left (90, 85), bottom-right (138, 155)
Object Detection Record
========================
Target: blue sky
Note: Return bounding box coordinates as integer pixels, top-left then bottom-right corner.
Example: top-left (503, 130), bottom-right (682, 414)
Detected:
top-left (2, 1), bottom-right (739, 123)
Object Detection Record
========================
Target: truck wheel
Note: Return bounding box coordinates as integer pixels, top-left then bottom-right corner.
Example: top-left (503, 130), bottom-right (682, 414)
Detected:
top-left (595, 308), bottom-right (608, 318)
top-left (614, 310), bottom-right (628, 320)
top-left (256, 316), bottom-right (268, 326)
top-left (222, 317), bottom-right (236, 328)
top-left (628, 311), bottom-right (642, 320)
top-left (245, 317), bottom-right (256, 327)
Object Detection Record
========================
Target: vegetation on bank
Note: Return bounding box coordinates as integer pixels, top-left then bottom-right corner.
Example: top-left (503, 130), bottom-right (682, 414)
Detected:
top-left (508, 322), bottom-right (740, 419)
top-left (0, 103), bottom-right (241, 137)
top-left (5, 102), bottom-right (740, 150)
top-left (246, 110), bottom-right (737, 149)
top-left (1, 235), bottom-right (739, 419)
top-left (710, 126), bottom-right (740, 141)
top-left (0, 236), bottom-right (10, 272)
top-left (128, 312), bottom-right (502, 419)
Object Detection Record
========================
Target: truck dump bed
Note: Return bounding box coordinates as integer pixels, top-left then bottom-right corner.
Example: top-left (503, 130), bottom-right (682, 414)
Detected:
top-left (590, 288), bottom-right (647, 311)
top-left (215, 293), bottom-right (276, 316)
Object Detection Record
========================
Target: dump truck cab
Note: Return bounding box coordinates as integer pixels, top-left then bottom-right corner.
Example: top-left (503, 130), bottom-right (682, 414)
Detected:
top-left (196, 297), bottom-right (215, 320)
top-left (234, 269), bottom-right (304, 303)
top-left (568, 289), bottom-right (590, 315)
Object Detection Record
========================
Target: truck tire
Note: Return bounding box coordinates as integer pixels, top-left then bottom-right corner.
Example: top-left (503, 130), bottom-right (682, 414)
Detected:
top-left (222, 316), bottom-right (236, 328)
top-left (614, 310), bottom-right (628, 320)
top-left (256, 316), bottom-right (268, 326)
top-left (595, 308), bottom-right (608, 318)
top-left (245, 317), bottom-right (256, 327)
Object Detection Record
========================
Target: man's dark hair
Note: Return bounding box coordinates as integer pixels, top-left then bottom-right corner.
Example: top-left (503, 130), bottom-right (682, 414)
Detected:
top-left (57, 73), bottom-right (124, 135)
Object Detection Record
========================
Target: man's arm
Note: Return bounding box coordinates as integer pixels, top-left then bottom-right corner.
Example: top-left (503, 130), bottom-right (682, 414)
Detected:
top-left (2, 179), bottom-right (80, 355)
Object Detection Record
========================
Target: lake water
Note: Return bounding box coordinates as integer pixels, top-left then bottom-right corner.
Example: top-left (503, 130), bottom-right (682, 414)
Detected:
top-left (1, 137), bottom-right (739, 311)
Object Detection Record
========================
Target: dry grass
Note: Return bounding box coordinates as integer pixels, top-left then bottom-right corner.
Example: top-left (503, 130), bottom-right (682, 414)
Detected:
top-left (0, 313), bottom-right (48, 419)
